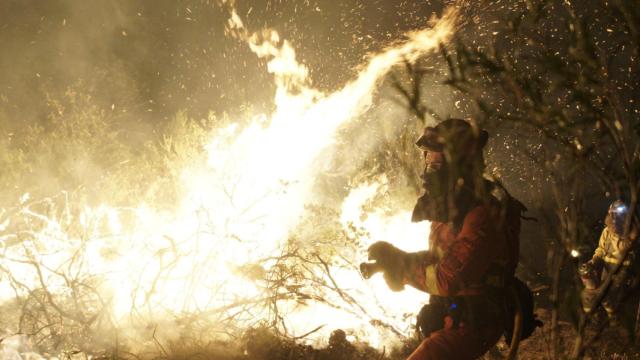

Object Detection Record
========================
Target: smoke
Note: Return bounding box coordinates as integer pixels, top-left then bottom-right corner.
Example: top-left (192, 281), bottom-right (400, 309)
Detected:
top-left (0, 0), bottom-right (451, 205)
top-left (0, 0), bottom-right (450, 129)
top-left (0, 335), bottom-right (45, 360)
top-left (0, 1), bottom-right (466, 357)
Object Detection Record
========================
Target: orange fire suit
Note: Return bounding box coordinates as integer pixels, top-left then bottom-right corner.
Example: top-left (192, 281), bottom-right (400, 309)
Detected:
top-left (405, 201), bottom-right (520, 360)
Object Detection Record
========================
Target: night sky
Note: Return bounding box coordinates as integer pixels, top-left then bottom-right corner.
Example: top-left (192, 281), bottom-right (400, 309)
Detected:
top-left (0, 0), bottom-right (451, 127)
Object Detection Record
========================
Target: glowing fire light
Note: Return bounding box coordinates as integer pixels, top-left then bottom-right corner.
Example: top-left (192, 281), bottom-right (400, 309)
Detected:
top-left (0, 3), bottom-right (457, 357)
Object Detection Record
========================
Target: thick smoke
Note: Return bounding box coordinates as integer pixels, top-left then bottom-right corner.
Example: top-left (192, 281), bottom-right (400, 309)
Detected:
top-left (0, 0), bottom-right (455, 206)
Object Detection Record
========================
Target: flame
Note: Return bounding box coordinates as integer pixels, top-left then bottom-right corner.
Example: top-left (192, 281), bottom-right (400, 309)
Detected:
top-left (335, 177), bottom-right (431, 345)
top-left (0, 4), bottom-right (457, 357)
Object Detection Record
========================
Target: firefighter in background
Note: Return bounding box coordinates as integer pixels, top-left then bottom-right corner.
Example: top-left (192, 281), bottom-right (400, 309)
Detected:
top-left (360, 119), bottom-right (539, 360)
top-left (581, 200), bottom-right (638, 323)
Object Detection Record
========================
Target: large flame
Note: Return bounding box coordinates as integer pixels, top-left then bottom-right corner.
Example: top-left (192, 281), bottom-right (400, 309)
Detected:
top-left (0, 4), bottom-right (457, 357)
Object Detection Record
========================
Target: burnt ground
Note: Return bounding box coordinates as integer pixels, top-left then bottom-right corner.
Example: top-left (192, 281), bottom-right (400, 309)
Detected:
top-left (145, 308), bottom-right (640, 360)
top-left (485, 308), bottom-right (640, 360)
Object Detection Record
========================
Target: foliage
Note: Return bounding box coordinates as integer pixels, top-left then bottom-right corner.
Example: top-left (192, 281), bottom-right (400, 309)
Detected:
top-left (426, 1), bottom-right (639, 358)
top-left (0, 76), bottom-right (428, 358)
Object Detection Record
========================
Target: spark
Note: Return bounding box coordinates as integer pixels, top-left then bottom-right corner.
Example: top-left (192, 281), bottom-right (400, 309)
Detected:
top-left (0, 3), bottom-right (458, 355)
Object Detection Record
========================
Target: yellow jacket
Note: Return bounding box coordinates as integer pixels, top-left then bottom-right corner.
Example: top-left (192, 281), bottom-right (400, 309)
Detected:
top-left (592, 227), bottom-right (633, 266)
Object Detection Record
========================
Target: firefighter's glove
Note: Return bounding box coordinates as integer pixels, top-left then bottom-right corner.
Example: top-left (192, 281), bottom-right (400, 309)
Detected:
top-left (367, 241), bottom-right (432, 292)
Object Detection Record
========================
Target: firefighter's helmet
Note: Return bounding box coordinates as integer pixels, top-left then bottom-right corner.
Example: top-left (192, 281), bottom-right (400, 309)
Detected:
top-left (415, 118), bottom-right (489, 156)
top-left (608, 200), bottom-right (630, 236)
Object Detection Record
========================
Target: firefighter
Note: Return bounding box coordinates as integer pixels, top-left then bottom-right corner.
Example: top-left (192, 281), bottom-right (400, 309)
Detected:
top-left (362, 119), bottom-right (533, 359)
top-left (583, 200), bottom-right (638, 323)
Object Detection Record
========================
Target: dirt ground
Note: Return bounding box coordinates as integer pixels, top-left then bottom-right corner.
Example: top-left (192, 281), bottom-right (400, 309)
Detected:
top-left (484, 308), bottom-right (640, 360)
